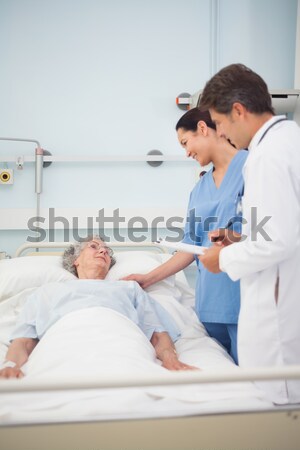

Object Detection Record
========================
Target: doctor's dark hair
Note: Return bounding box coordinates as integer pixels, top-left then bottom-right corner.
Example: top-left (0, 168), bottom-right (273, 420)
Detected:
top-left (198, 63), bottom-right (274, 115)
top-left (62, 235), bottom-right (116, 277)
top-left (175, 108), bottom-right (216, 132)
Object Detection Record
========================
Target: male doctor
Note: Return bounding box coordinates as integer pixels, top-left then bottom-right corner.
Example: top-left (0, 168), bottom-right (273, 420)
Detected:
top-left (198, 63), bottom-right (300, 405)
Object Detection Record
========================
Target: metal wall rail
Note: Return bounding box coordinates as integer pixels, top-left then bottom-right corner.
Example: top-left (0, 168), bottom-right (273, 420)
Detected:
top-left (0, 154), bottom-right (190, 163)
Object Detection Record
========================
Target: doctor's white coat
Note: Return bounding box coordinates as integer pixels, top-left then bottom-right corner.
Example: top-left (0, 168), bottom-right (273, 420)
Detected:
top-left (220, 116), bottom-right (300, 404)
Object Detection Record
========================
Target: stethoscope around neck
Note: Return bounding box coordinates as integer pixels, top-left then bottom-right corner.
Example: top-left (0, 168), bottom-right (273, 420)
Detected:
top-left (228, 117), bottom-right (288, 227)
top-left (225, 188), bottom-right (244, 229)
top-left (257, 117), bottom-right (287, 145)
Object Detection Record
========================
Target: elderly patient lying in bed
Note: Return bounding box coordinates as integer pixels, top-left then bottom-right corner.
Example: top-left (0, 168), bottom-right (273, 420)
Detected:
top-left (0, 236), bottom-right (196, 379)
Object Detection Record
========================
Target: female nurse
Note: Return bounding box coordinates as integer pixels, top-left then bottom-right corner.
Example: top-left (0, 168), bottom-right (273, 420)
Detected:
top-left (125, 108), bottom-right (247, 364)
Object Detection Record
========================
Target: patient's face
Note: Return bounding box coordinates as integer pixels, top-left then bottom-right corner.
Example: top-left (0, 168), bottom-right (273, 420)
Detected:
top-left (74, 239), bottom-right (112, 279)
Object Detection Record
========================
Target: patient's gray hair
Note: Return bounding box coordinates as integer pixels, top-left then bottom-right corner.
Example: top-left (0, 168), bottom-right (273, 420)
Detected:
top-left (62, 235), bottom-right (116, 277)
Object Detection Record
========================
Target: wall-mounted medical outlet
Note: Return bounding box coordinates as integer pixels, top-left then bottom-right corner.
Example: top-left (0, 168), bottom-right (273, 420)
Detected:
top-left (0, 169), bottom-right (14, 184)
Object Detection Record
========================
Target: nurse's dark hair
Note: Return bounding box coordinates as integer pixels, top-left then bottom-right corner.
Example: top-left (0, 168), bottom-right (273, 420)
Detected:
top-left (198, 63), bottom-right (274, 115)
top-left (62, 234), bottom-right (116, 277)
top-left (175, 108), bottom-right (216, 132)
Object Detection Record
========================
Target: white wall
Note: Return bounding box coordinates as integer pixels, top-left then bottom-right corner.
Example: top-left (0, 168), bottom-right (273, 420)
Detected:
top-left (0, 0), bottom-right (298, 256)
top-left (218, 0), bottom-right (297, 87)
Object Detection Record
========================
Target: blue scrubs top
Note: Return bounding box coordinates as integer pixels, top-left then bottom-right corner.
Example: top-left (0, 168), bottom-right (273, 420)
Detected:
top-left (183, 150), bottom-right (248, 324)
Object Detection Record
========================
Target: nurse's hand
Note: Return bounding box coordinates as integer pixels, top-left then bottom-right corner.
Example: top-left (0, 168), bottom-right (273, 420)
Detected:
top-left (122, 273), bottom-right (150, 289)
top-left (209, 228), bottom-right (241, 246)
top-left (198, 245), bottom-right (222, 273)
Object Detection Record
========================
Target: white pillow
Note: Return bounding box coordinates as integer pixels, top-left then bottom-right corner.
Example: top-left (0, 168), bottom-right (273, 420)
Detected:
top-left (0, 251), bottom-right (194, 305)
top-left (106, 251), bottom-right (167, 279)
top-left (105, 251), bottom-right (182, 298)
top-left (0, 256), bottom-right (75, 302)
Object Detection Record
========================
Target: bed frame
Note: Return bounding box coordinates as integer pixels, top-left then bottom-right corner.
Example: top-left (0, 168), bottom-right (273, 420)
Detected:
top-left (0, 410), bottom-right (299, 450)
top-left (0, 242), bottom-right (300, 450)
top-left (14, 241), bottom-right (170, 257)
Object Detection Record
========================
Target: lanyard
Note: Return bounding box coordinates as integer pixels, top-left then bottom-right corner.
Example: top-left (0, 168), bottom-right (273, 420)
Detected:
top-left (257, 117), bottom-right (287, 145)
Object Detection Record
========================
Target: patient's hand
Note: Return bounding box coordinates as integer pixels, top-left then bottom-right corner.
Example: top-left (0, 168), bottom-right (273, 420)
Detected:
top-left (151, 332), bottom-right (199, 371)
top-left (0, 367), bottom-right (24, 379)
top-left (161, 349), bottom-right (199, 371)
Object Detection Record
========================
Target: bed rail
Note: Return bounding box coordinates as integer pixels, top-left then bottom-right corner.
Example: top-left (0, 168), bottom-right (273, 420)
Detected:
top-left (1, 365), bottom-right (300, 393)
top-left (15, 241), bottom-right (169, 257)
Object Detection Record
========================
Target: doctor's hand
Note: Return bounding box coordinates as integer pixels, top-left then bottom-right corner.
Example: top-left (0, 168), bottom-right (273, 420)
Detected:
top-left (199, 245), bottom-right (223, 273)
top-left (209, 228), bottom-right (241, 246)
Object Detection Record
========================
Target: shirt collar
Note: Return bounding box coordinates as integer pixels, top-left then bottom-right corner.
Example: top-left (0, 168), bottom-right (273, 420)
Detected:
top-left (248, 115), bottom-right (286, 151)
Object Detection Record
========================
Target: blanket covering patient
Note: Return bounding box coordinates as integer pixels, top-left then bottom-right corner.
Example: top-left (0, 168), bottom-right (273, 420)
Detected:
top-left (0, 236), bottom-right (196, 379)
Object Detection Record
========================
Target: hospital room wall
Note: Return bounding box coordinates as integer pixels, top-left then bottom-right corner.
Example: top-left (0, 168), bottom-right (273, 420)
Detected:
top-left (0, 0), bottom-right (298, 258)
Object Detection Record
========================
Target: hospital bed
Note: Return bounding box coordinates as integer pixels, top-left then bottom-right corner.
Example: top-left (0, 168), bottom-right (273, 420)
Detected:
top-left (0, 242), bottom-right (299, 450)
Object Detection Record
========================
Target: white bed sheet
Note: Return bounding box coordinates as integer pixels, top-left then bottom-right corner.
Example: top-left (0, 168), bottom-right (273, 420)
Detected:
top-left (0, 306), bottom-right (271, 425)
top-left (0, 251), bottom-right (274, 425)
